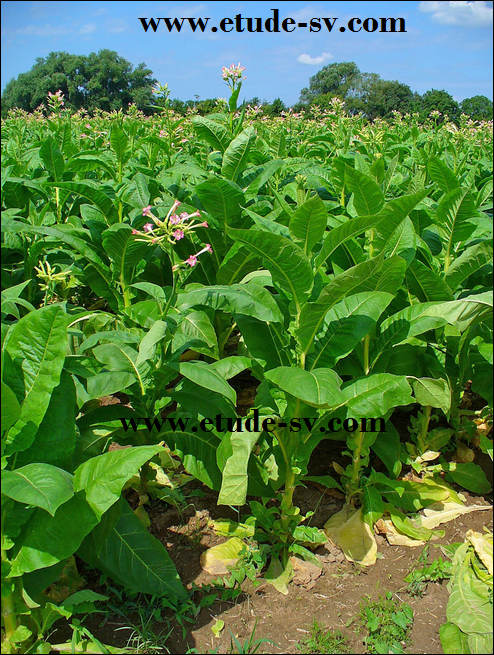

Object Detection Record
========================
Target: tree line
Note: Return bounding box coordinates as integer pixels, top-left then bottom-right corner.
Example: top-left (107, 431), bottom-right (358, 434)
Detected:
top-left (2, 50), bottom-right (492, 122)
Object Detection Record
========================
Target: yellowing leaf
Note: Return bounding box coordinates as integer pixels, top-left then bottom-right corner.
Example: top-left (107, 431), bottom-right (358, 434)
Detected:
top-left (211, 619), bottom-right (225, 638)
top-left (376, 517), bottom-right (426, 547)
top-left (324, 505), bottom-right (377, 566)
top-left (200, 537), bottom-right (244, 575)
top-left (466, 530), bottom-right (493, 575)
top-left (419, 502), bottom-right (491, 530)
top-left (264, 555), bottom-right (293, 594)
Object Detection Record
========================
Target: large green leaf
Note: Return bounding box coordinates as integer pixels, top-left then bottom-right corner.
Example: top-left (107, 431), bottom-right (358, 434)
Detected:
top-left (2, 464), bottom-right (73, 516)
top-left (428, 158), bottom-right (460, 194)
top-left (44, 180), bottom-right (116, 221)
top-left (412, 378), bottom-right (451, 415)
top-left (74, 445), bottom-right (164, 519)
top-left (195, 177), bottom-right (245, 232)
top-left (344, 165), bottom-right (384, 216)
top-left (191, 116), bottom-right (230, 152)
top-left (445, 241), bottom-right (493, 291)
top-left (178, 284), bottom-right (284, 323)
top-left (406, 259), bottom-right (454, 302)
top-left (435, 188), bottom-right (479, 254)
top-left (362, 486), bottom-right (384, 527)
top-left (180, 361), bottom-right (236, 405)
top-left (339, 374), bottom-right (413, 418)
top-left (1, 382), bottom-right (20, 435)
top-left (221, 126), bottom-right (256, 182)
top-left (216, 243), bottom-right (261, 285)
top-left (289, 194), bottom-right (327, 255)
top-left (80, 498), bottom-right (187, 599)
top-left (160, 425), bottom-right (222, 489)
top-left (308, 292), bottom-right (393, 370)
top-left (15, 370), bottom-right (77, 470)
top-left (218, 430), bottom-right (261, 506)
top-left (173, 311), bottom-right (219, 358)
top-left (265, 367), bottom-right (343, 408)
top-left (445, 463), bottom-right (492, 494)
top-left (39, 137), bottom-right (64, 183)
top-left (297, 256), bottom-right (405, 356)
top-left (10, 493), bottom-right (98, 576)
top-left (3, 305), bottom-right (68, 457)
top-left (102, 223), bottom-right (149, 281)
top-left (235, 314), bottom-right (291, 370)
top-left (228, 228), bottom-right (313, 313)
top-left (110, 125), bottom-right (129, 165)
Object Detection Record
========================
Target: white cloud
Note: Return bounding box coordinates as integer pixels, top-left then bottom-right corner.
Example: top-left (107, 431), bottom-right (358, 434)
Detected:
top-left (419, 1), bottom-right (493, 27)
top-left (14, 24), bottom-right (70, 37)
top-left (297, 52), bottom-right (334, 65)
top-left (80, 23), bottom-right (97, 34)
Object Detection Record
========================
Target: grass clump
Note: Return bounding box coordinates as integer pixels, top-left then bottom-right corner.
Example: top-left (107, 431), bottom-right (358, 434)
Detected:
top-left (361, 592), bottom-right (413, 654)
top-left (298, 620), bottom-right (350, 654)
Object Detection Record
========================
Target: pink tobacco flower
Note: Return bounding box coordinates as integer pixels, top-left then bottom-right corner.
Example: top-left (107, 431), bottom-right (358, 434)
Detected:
top-left (186, 255), bottom-right (198, 267)
top-left (196, 221), bottom-right (209, 229)
top-left (132, 229), bottom-right (139, 235)
top-left (173, 229), bottom-right (185, 240)
top-left (142, 206), bottom-right (152, 217)
top-left (205, 243), bottom-right (213, 253)
top-left (169, 214), bottom-right (181, 225)
top-left (143, 223), bottom-right (154, 232)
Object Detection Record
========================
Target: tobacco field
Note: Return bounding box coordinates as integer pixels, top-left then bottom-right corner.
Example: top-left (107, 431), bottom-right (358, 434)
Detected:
top-left (1, 81), bottom-right (493, 654)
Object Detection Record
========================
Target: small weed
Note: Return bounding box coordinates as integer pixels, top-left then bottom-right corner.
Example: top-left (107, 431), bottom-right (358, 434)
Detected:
top-left (361, 592), bottom-right (413, 654)
top-left (228, 619), bottom-right (277, 654)
top-left (297, 620), bottom-right (350, 654)
top-left (404, 547), bottom-right (452, 597)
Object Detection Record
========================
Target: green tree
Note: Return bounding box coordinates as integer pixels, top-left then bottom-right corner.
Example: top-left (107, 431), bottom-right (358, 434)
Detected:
top-left (299, 62), bottom-right (361, 104)
top-left (264, 97), bottom-right (286, 116)
top-left (419, 89), bottom-right (460, 122)
top-left (460, 95), bottom-right (493, 121)
top-left (351, 78), bottom-right (416, 119)
top-left (1, 50), bottom-right (156, 116)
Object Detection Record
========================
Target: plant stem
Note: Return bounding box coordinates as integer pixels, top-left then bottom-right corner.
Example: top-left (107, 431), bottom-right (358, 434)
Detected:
top-left (349, 427), bottom-right (364, 499)
top-left (363, 334), bottom-right (371, 375)
top-left (418, 405), bottom-right (432, 453)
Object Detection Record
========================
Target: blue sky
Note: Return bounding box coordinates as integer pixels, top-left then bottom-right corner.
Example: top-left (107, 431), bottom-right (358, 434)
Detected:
top-left (1, 1), bottom-right (492, 105)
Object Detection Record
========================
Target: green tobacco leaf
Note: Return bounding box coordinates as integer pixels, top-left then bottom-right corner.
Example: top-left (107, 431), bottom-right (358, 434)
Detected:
top-left (315, 213), bottom-right (387, 273)
top-left (447, 550), bottom-right (492, 635)
top-left (344, 165), bottom-right (384, 216)
top-left (265, 555), bottom-right (293, 595)
top-left (110, 125), bottom-right (129, 164)
top-left (340, 374), bottom-right (413, 418)
top-left (387, 504), bottom-right (443, 542)
top-left (3, 305), bottom-right (68, 457)
top-left (137, 320), bottom-right (169, 365)
top-left (245, 158), bottom-right (285, 200)
top-left (445, 241), bottom-right (493, 291)
top-left (2, 464), bottom-right (73, 516)
top-left (444, 463), bottom-right (492, 494)
top-left (86, 371), bottom-right (137, 399)
top-left (436, 188), bottom-right (478, 253)
top-left (178, 284), bottom-right (284, 323)
top-left (407, 259), bottom-right (454, 302)
top-left (289, 194), bottom-right (327, 255)
top-left (180, 361), bottom-right (236, 405)
top-left (159, 426), bottom-right (222, 490)
top-left (1, 382), bottom-right (20, 434)
top-left (218, 431), bottom-right (261, 506)
top-left (216, 243), bottom-right (261, 285)
top-left (265, 367), bottom-right (343, 408)
top-left (39, 137), bottom-right (64, 183)
top-left (173, 311), bottom-right (218, 359)
top-left (102, 223), bottom-right (148, 280)
top-left (221, 126), bottom-right (256, 182)
top-left (308, 292), bottom-right (393, 370)
top-left (195, 177), bottom-right (245, 232)
top-left (228, 228), bottom-right (313, 312)
top-left (10, 492), bottom-right (98, 576)
top-left (412, 378), bottom-right (451, 415)
top-left (81, 498), bottom-right (187, 599)
top-left (298, 256), bottom-right (405, 357)
top-left (191, 116), bottom-right (230, 152)
top-left (235, 315), bottom-right (291, 370)
top-left (44, 180), bottom-right (116, 221)
top-left (371, 422), bottom-right (402, 479)
top-left (439, 623), bottom-right (470, 655)
top-left (371, 189), bottom-right (429, 255)
top-left (375, 476), bottom-right (450, 512)
top-left (15, 370), bottom-right (76, 470)
top-left (362, 486), bottom-right (384, 528)
top-left (74, 445), bottom-right (164, 518)
top-left (428, 158), bottom-right (460, 194)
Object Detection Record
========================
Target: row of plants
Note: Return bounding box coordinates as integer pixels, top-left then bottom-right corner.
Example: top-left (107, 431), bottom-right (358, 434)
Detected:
top-left (1, 71), bottom-right (493, 652)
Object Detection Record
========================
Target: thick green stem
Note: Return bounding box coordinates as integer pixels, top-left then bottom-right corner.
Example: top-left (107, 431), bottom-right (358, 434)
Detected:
top-left (418, 405), bottom-right (432, 454)
top-left (363, 334), bottom-right (371, 375)
top-left (349, 428), bottom-right (364, 498)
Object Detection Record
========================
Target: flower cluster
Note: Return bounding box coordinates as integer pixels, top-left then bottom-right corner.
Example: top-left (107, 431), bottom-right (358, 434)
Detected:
top-left (47, 90), bottom-right (65, 113)
top-left (131, 201), bottom-right (212, 268)
top-left (221, 63), bottom-right (246, 91)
